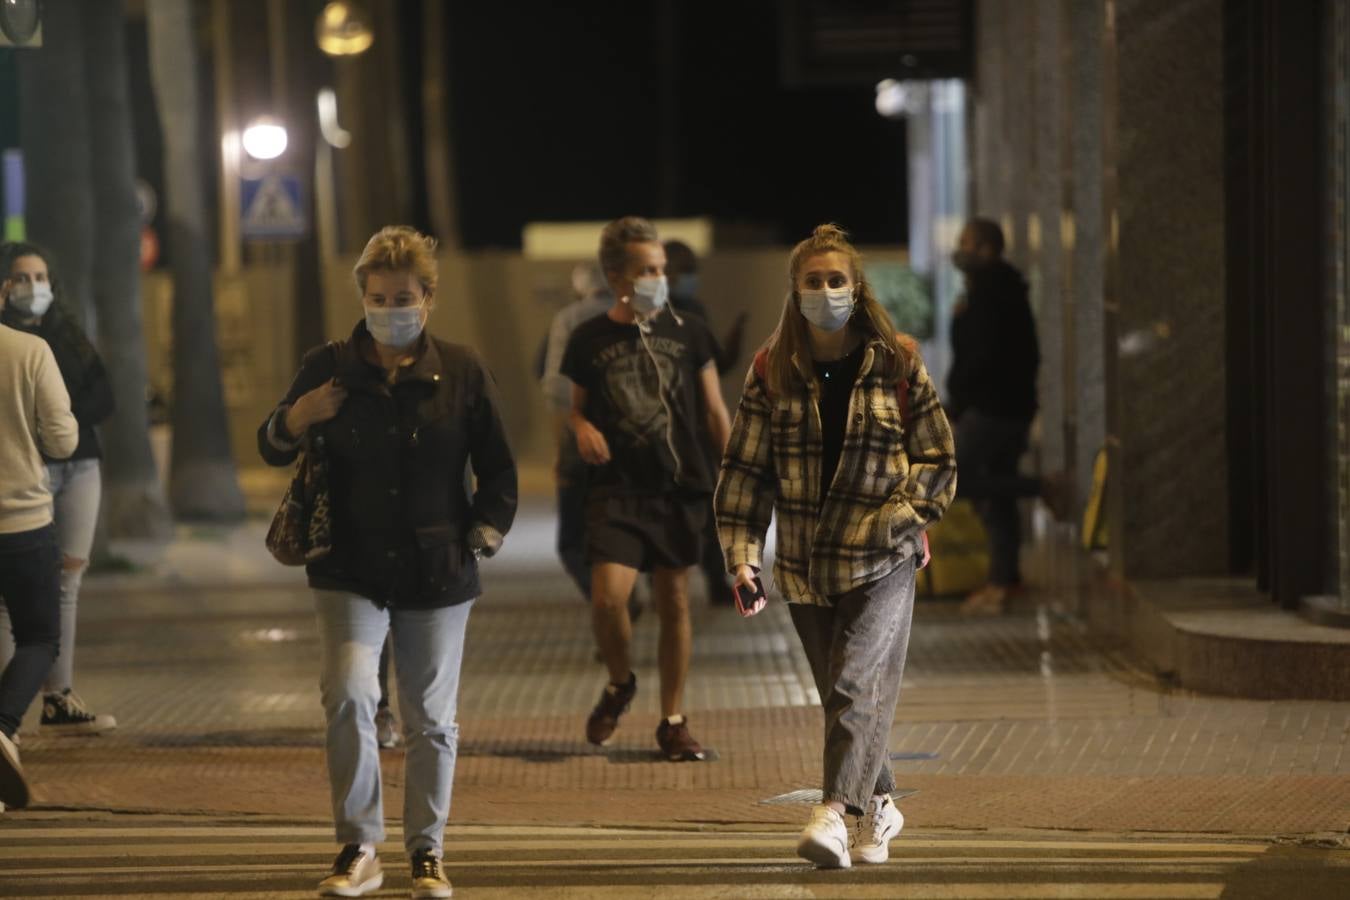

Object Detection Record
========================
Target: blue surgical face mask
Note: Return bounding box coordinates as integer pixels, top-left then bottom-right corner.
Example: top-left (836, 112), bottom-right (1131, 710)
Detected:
top-left (630, 275), bottom-right (668, 317)
top-left (365, 303), bottom-right (426, 347)
top-left (798, 287), bottom-right (854, 332)
top-left (7, 282), bottom-right (54, 318)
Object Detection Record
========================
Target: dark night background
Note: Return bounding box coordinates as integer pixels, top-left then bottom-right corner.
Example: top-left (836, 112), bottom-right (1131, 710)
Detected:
top-left (0, 1), bottom-right (910, 253)
top-left (444, 1), bottom-right (910, 249)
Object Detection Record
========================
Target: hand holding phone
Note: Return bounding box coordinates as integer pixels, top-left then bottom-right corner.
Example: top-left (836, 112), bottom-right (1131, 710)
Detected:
top-left (731, 565), bottom-right (767, 618)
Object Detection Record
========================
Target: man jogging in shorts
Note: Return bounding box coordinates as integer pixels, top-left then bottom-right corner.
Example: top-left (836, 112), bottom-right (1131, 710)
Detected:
top-left (561, 216), bottom-right (731, 761)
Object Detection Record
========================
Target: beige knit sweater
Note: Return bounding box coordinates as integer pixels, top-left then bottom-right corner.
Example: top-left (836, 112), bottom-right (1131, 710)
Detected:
top-left (0, 323), bottom-right (78, 534)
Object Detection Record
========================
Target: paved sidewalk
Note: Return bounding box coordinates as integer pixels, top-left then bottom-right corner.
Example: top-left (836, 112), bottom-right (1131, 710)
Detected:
top-left (4, 502), bottom-right (1349, 839)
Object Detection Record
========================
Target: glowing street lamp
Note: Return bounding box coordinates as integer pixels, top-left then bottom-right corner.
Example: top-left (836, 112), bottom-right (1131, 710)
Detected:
top-left (316, 2), bottom-right (374, 57)
top-left (241, 117), bottom-right (288, 161)
top-left (875, 79), bottom-right (927, 119)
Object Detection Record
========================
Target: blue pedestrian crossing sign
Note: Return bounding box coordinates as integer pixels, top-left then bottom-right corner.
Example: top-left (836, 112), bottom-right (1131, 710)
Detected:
top-left (241, 174), bottom-right (307, 240)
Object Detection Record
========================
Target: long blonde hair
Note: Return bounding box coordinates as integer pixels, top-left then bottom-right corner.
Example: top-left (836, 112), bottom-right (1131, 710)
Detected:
top-left (762, 223), bottom-right (907, 396)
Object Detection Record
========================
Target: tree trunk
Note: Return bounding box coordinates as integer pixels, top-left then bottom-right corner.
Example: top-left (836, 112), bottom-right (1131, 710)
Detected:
top-left (83, 0), bottom-right (173, 539)
top-left (148, 0), bottom-right (246, 521)
top-left (421, 0), bottom-right (459, 248)
top-left (16, 0), bottom-right (96, 331)
top-left (19, 0), bottom-right (172, 540)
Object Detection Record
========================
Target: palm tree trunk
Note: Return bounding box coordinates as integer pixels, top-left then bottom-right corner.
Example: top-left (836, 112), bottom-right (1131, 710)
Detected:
top-left (20, 0), bottom-right (171, 539)
top-left (83, 0), bottom-right (173, 538)
top-left (421, 0), bottom-right (459, 247)
top-left (16, 0), bottom-right (96, 331)
top-left (148, 0), bottom-right (246, 521)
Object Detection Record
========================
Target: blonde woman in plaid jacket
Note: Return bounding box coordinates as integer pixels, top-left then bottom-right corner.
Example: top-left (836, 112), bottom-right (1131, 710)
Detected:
top-left (715, 224), bottom-right (957, 869)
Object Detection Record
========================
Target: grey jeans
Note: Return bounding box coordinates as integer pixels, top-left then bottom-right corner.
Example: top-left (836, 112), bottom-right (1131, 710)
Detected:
top-left (789, 557), bottom-right (916, 814)
top-left (315, 591), bottom-right (472, 855)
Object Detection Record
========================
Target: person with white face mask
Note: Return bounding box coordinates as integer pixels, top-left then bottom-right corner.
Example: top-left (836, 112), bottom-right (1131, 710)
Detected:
top-left (539, 262), bottom-right (651, 622)
top-left (0, 242), bottom-right (117, 739)
top-left (715, 224), bottom-right (956, 870)
top-left (560, 216), bottom-right (732, 762)
top-left (259, 226), bottom-right (517, 899)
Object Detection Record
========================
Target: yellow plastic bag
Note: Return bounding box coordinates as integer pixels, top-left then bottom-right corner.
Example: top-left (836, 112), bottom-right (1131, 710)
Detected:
top-left (917, 499), bottom-right (989, 597)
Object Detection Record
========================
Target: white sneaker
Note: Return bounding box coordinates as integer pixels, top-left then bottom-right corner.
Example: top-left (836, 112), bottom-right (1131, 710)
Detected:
top-left (318, 844), bottom-right (383, 897)
top-left (796, 804), bottom-right (851, 869)
top-left (0, 730), bottom-right (30, 810)
top-left (375, 706), bottom-right (400, 749)
top-left (851, 794), bottom-right (905, 864)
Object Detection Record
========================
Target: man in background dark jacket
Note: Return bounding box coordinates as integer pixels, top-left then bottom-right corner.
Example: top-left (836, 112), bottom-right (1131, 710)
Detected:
top-left (948, 218), bottom-right (1064, 615)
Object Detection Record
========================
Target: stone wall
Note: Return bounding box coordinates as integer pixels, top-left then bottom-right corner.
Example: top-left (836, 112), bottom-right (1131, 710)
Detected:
top-left (972, 0), bottom-right (1228, 578)
top-left (1114, 0), bottom-right (1228, 577)
top-left (1330, 0), bottom-right (1350, 604)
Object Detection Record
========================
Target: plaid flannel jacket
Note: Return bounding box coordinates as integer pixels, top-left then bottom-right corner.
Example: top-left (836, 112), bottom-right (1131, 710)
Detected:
top-left (714, 335), bottom-right (957, 606)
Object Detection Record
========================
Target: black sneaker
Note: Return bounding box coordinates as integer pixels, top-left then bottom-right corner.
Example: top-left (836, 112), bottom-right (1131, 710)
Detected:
top-left (585, 672), bottom-right (637, 745)
top-left (41, 690), bottom-right (116, 734)
top-left (410, 848), bottom-right (453, 898)
top-left (317, 843), bottom-right (383, 897)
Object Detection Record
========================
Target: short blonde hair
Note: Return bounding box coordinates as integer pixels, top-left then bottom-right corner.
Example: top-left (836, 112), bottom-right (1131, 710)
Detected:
top-left (597, 216), bottom-right (658, 277)
top-left (353, 226), bottom-right (439, 294)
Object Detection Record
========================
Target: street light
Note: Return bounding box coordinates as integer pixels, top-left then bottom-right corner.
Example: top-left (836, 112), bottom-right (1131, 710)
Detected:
top-left (875, 79), bottom-right (926, 119)
top-left (316, 1), bottom-right (373, 57)
top-left (241, 117), bottom-right (288, 161)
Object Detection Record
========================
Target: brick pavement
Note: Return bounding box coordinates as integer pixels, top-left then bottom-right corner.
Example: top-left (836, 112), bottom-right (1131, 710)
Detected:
top-left (5, 510), bottom-right (1350, 838)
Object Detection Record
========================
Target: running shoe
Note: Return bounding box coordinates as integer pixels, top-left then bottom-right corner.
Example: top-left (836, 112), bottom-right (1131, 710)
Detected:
top-left (585, 672), bottom-right (636, 746)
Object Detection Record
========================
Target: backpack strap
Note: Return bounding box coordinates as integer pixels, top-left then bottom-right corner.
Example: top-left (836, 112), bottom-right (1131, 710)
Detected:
top-left (894, 333), bottom-right (917, 427)
top-left (893, 332), bottom-right (931, 569)
top-left (753, 347), bottom-right (773, 402)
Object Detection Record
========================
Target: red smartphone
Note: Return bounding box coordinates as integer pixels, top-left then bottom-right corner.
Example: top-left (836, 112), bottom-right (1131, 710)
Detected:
top-left (733, 577), bottom-right (766, 616)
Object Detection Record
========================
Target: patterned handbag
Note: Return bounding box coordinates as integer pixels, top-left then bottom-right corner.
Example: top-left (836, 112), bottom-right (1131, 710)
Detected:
top-left (265, 433), bottom-right (333, 566)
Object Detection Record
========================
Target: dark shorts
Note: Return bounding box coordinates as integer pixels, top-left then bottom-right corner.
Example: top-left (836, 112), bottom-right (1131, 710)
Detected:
top-left (585, 490), bottom-right (711, 572)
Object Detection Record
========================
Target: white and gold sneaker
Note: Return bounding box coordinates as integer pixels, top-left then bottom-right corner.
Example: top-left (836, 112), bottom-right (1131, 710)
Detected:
top-left (411, 848), bottom-right (453, 898)
top-left (318, 844), bottom-right (383, 897)
top-left (0, 730), bottom-right (30, 809)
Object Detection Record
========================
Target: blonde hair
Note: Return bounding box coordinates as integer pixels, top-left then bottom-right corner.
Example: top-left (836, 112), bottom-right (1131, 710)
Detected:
top-left (597, 216), bottom-right (659, 277)
top-left (763, 223), bottom-right (907, 396)
top-left (353, 226), bottom-right (439, 295)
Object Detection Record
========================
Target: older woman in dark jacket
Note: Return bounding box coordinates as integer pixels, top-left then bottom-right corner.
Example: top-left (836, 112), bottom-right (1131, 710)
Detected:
top-left (259, 226), bottom-right (516, 900)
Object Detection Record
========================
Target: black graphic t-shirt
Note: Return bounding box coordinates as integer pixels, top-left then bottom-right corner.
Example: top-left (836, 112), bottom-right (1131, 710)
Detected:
top-left (561, 310), bottom-right (717, 495)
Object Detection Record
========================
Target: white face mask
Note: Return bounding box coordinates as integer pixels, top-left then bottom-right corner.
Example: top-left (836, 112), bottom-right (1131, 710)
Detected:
top-left (7, 282), bottom-right (54, 318)
top-left (630, 275), bottom-right (669, 317)
top-left (365, 303), bottom-right (426, 348)
top-left (798, 287), bottom-right (854, 332)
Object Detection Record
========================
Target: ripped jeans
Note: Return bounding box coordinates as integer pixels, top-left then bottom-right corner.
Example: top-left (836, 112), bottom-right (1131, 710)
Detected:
top-left (314, 591), bottom-right (472, 855)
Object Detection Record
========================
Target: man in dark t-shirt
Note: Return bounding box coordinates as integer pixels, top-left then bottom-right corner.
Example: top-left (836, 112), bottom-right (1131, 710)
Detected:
top-left (561, 216), bottom-right (731, 762)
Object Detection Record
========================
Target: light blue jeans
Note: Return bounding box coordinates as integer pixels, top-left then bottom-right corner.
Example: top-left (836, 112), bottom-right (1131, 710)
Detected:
top-left (314, 590), bottom-right (472, 855)
top-left (0, 458), bottom-right (102, 693)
